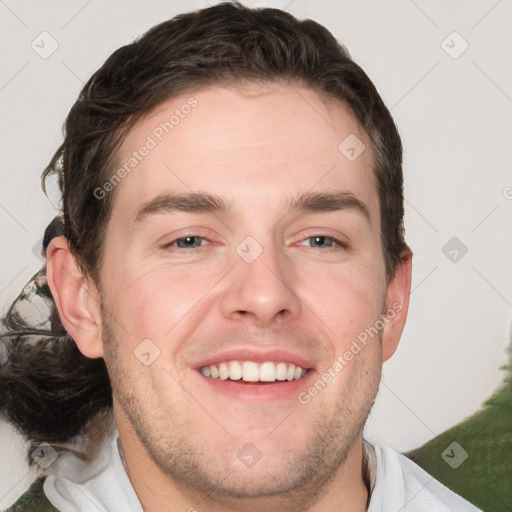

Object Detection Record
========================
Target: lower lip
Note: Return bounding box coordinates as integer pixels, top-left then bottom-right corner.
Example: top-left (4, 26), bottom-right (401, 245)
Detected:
top-left (195, 370), bottom-right (316, 402)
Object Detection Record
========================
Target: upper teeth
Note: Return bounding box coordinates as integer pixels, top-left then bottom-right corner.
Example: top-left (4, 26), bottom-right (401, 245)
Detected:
top-left (200, 361), bottom-right (307, 382)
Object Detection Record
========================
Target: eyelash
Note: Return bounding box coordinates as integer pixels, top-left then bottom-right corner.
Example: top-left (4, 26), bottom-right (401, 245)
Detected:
top-left (161, 235), bottom-right (348, 251)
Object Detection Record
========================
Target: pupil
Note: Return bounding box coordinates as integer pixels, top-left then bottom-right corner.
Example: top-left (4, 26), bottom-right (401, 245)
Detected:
top-left (178, 237), bottom-right (200, 248)
top-left (313, 236), bottom-right (330, 247)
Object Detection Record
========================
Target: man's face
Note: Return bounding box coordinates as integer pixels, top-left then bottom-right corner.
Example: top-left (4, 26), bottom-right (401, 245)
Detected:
top-left (98, 83), bottom-right (395, 499)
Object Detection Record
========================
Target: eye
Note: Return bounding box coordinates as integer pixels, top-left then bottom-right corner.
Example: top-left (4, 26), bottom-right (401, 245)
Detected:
top-left (163, 236), bottom-right (209, 249)
top-left (297, 235), bottom-right (347, 250)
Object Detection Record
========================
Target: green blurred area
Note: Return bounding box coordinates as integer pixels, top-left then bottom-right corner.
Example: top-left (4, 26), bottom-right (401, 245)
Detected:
top-left (406, 346), bottom-right (512, 512)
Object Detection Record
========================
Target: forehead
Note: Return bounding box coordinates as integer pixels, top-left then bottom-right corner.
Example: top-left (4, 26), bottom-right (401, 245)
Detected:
top-left (109, 82), bottom-right (377, 223)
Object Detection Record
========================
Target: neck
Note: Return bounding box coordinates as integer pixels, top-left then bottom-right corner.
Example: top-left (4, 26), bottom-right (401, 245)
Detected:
top-left (117, 424), bottom-right (370, 512)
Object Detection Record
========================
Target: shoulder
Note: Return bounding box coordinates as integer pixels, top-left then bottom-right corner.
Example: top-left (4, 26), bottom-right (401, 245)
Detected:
top-left (369, 442), bottom-right (482, 512)
top-left (3, 478), bottom-right (58, 512)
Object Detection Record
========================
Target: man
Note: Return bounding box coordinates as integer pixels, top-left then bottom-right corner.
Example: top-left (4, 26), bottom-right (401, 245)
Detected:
top-left (0, 3), bottom-right (482, 511)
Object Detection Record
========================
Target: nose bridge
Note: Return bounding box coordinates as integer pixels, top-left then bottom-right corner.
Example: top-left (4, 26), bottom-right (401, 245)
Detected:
top-left (221, 234), bottom-right (301, 327)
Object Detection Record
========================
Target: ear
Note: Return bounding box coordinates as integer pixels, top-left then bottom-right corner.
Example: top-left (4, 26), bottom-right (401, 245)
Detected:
top-left (46, 236), bottom-right (104, 359)
top-left (381, 249), bottom-right (412, 362)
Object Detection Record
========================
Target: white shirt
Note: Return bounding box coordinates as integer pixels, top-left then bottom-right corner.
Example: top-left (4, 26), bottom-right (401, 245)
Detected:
top-left (43, 434), bottom-right (482, 512)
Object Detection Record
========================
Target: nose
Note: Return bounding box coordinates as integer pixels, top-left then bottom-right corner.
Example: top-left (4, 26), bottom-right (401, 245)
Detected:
top-left (220, 240), bottom-right (302, 328)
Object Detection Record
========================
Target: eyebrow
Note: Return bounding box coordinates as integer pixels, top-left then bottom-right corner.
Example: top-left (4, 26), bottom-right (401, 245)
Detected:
top-left (134, 190), bottom-right (370, 224)
top-left (287, 191), bottom-right (371, 223)
top-left (135, 192), bottom-right (231, 222)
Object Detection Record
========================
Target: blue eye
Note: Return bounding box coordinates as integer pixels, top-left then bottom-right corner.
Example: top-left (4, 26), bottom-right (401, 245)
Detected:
top-left (298, 235), bottom-right (349, 252)
top-left (166, 236), bottom-right (207, 249)
top-left (307, 236), bottom-right (336, 248)
top-left (299, 236), bottom-right (345, 249)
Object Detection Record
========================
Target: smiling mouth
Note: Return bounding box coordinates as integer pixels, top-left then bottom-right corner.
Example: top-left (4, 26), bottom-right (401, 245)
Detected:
top-left (199, 360), bottom-right (309, 383)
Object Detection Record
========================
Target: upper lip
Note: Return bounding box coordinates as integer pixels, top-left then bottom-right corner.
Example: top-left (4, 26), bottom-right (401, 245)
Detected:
top-left (192, 347), bottom-right (317, 371)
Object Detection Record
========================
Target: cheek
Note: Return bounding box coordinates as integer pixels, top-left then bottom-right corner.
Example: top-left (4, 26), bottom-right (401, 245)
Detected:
top-left (298, 263), bottom-right (384, 346)
top-left (123, 277), bottom-right (187, 339)
top-left (108, 262), bottom-right (222, 344)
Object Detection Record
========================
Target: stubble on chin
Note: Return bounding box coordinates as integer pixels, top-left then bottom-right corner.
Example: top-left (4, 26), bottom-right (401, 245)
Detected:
top-left (101, 306), bottom-right (382, 508)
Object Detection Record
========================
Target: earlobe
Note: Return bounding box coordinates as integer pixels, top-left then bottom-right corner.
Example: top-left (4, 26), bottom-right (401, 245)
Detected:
top-left (46, 236), bottom-right (104, 359)
top-left (381, 250), bottom-right (413, 362)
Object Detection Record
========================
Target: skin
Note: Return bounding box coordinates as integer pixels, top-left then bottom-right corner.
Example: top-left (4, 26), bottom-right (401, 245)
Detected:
top-left (47, 82), bottom-right (412, 512)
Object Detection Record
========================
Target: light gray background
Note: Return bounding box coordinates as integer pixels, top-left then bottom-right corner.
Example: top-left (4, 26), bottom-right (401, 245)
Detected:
top-left (1, 0), bottom-right (511, 507)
